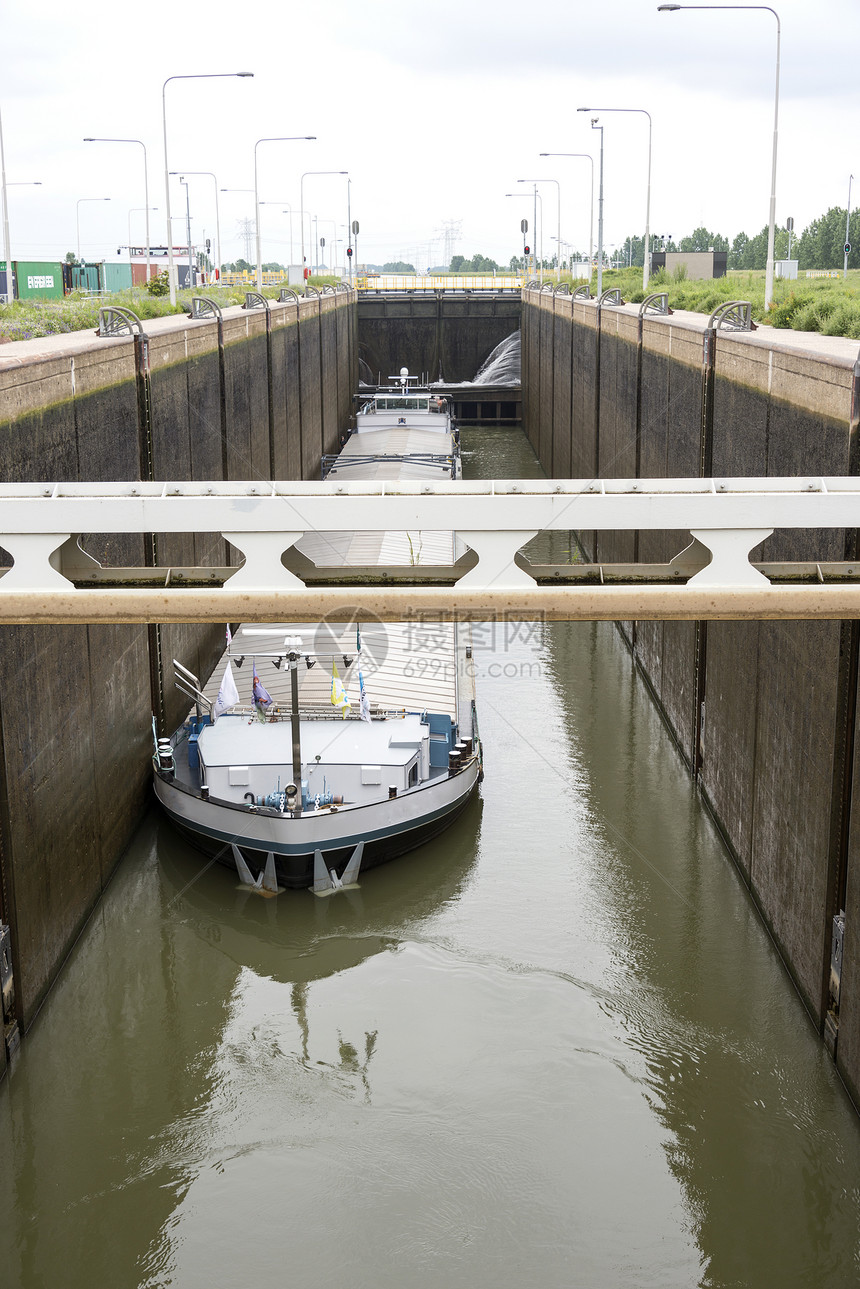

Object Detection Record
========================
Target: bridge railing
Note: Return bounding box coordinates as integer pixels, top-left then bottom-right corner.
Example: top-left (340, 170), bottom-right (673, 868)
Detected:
top-left (0, 477), bottom-right (858, 622)
top-left (356, 274), bottom-right (524, 292)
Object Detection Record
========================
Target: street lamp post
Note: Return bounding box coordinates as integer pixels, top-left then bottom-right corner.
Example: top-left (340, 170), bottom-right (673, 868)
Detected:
top-left (845, 175), bottom-right (854, 280)
top-left (518, 179), bottom-right (561, 279)
top-left (321, 220), bottom-right (339, 274)
top-left (179, 178), bottom-right (194, 289)
top-left (254, 137), bottom-right (314, 290)
top-left (76, 197), bottom-right (110, 263)
top-left (347, 178), bottom-right (353, 285)
top-left (540, 152), bottom-right (594, 286)
top-left (0, 105), bottom-right (9, 302)
top-left (170, 171), bottom-right (221, 284)
top-left (163, 72), bottom-right (253, 305)
top-left (588, 121), bottom-right (605, 296)
top-left (84, 138), bottom-right (151, 283)
top-left (0, 153), bottom-right (41, 302)
top-left (575, 107), bottom-right (652, 290)
top-left (301, 208), bottom-right (315, 267)
top-left (128, 206), bottom-right (158, 278)
top-left (552, 236), bottom-right (570, 272)
top-left (300, 170), bottom-right (347, 291)
top-left (658, 4), bottom-right (780, 309)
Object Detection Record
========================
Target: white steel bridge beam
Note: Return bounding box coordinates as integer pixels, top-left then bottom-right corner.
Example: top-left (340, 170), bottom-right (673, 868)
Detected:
top-left (0, 477), bottom-right (858, 623)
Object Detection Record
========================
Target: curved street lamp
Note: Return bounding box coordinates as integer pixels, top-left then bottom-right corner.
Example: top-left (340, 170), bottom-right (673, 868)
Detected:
top-left (0, 178), bottom-right (41, 301)
top-left (254, 137), bottom-right (314, 290)
top-left (260, 202), bottom-right (294, 266)
top-left (576, 107), bottom-right (652, 290)
top-left (76, 197), bottom-right (110, 262)
top-left (518, 179), bottom-right (560, 280)
top-left (162, 72), bottom-right (253, 304)
top-left (170, 171), bottom-right (221, 284)
top-left (1, 106), bottom-right (43, 302)
top-left (540, 152), bottom-right (594, 285)
top-left (658, 4), bottom-right (780, 308)
top-left (85, 138), bottom-right (151, 283)
top-left (128, 206), bottom-right (158, 272)
top-left (586, 120), bottom-right (606, 296)
top-left (300, 170), bottom-right (347, 292)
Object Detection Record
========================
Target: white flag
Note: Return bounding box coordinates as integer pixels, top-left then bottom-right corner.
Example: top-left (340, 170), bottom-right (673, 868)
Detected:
top-left (359, 670), bottom-right (371, 723)
top-left (213, 660), bottom-right (240, 720)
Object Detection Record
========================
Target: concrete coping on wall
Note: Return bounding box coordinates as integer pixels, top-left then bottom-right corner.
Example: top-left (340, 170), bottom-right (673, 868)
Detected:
top-left (0, 289), bottom-right (356, 371)
top-left (526, 286), bottom-right (860, 372)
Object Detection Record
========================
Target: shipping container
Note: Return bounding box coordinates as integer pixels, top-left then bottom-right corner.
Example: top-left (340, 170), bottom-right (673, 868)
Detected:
top-left (103, 262), bottom-right (133, 293)
top-left (14, 262), bottom-right (65, 300)
top-left (131, 263), bottom-right (161, 287)
top-left (66, 264), bottom-right (103, 294)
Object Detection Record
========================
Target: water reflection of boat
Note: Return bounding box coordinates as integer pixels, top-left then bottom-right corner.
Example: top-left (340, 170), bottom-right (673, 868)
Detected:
top-left (155, 793), bottom-right (482, 984)
top-left (152, 372), bottom-right (483, 892)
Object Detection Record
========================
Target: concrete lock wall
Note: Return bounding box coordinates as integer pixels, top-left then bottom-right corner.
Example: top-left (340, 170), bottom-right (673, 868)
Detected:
top-left (0, 290), bottom-right (357, 1043)
top-left (522, 286), bottom-right (860, 1109)
top-left (357, 292), bottom-right (522, 384)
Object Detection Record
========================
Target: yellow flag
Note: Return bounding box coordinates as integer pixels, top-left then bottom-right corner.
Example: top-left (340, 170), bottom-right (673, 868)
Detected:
top-left (331, 661), bottom-right (351, 717)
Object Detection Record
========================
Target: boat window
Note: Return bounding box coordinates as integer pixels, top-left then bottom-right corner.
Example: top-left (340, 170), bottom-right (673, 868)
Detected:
top-left (378, 397), bottom-right (422, 411)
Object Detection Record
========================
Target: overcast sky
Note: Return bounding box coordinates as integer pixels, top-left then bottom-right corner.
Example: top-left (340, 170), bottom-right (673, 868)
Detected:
top-left (2, 0), bottom-right (858, 271)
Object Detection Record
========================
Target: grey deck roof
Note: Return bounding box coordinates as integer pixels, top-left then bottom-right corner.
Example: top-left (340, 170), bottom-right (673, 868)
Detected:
top-left (201, 621), bottom-right (459, 719)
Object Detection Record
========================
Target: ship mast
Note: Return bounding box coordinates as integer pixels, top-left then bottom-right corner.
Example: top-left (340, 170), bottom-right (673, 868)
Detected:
top-left (289, 645), bottom-right (302, 813)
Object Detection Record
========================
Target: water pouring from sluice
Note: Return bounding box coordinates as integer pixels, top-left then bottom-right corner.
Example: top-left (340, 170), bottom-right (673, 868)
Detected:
top-left (474, 330), bottom-right (521, 384)
top-left (433, 330), bottom-right (521, 388)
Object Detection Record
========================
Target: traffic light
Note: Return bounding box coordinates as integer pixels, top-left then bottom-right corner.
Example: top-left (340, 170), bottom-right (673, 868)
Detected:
top-left (524, 245), bottom-right (530, 255)
top-left (346, 247), bottom-right (353, 257)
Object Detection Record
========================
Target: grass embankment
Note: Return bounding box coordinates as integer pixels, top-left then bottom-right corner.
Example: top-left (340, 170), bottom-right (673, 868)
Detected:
top-left (556, 267), bottom-right (860, 339)
top-left (0, 278), bottom-right (340, 344)
top-left (6, 271), bottom-right (860, 343)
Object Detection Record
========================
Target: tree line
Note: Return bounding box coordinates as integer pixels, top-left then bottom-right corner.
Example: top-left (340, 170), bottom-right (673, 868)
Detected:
top-left (617, 205), bottom-right (860, 271)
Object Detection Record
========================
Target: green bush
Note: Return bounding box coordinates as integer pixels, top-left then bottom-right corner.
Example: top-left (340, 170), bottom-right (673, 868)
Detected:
top-left (769, 291), bottom-right (809, 328)
top-left (792, 302), bottom-right (821, 332)
top-left (145, 271), bottom-right (170, 297)
top-left (822, 305), bottom-right (856, 336)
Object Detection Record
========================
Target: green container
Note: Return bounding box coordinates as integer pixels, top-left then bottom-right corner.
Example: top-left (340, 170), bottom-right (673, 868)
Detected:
top-left (103, 262), bottom-right (132, 293)
top-left (15, 262), bottom-right (65, 300)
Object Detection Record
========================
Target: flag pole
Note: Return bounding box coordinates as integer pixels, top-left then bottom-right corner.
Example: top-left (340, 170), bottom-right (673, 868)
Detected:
top-left (289, 646), bottom-right (302, 806)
